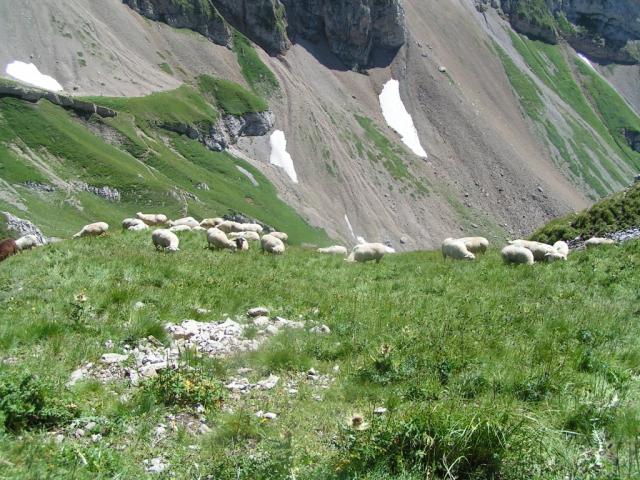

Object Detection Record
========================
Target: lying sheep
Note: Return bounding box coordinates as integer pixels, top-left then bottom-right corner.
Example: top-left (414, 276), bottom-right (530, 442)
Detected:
top-left (553, 240), bottom-right (569, 257)
top-left (169, 225), bottom-right (192, 233)
top-left (544, 250), bottom-right (567, 262)
top-left (346, 242), bottom-right (386, 263)
top-left (239, 223), bottom-right (263, 234)
top-left (458, 237), bottom-right (489, 254)
top-left (192, 226), bottom-right (207, 232)
top-left (15, 234), bottom-right (39, 251)
top-left (318, 245), bottom-right (348, 256)
top-left (168, 217), bottom-right (199, 229)
top-left (73, 222), bottom-right (109, 239)
top-left (122, 218), bottom-right (145, 229)
top-left (235, 237), bottom-right (249, 251)
top-left (128, 223), bottom-right (149, 232)
top-left (229, 231), bottom-right (260, 242)
top-left (200, 218), bottom-right (224, 228)
top-left (152, 229), bottom-right (179, 252)
top-left (269, 231), bottom-right (288, 243)
top-left (136, 212), bottom-right (168, 226)
top-left (0, 239), bottom-right (18, 262)
top-left (207, 228), bottom-right (237, 251)
top-left (261, 234), bottom-right (285, 254)
top-left (585, 237), bottom-right (615, 248)
top-left (501, 245), bottom-right (534, 265)
top-left (509, 239), bottom-right (555, 262)
top-left (441, 238), bottom-right (475, 261)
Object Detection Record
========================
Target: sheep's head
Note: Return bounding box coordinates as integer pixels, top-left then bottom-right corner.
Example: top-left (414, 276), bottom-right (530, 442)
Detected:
top-left (545, 251), bottom-right (566, 262)
top-left (464, 252), bottom-right (476, 260)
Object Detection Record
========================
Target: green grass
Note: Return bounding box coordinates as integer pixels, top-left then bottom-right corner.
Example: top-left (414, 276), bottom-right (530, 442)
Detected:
top-left (1, 232), bottom-right (639, 478)
top-left (512, 0), bottom-right (557, 37)
top-left (232, 31), bottom-right (279, 97)
top-left (198, 75), bottom-right (268, 115)
top-left (354, 115), bottom-right (411, 181)
top-left (531, 181), bottom-right (640, 243)
top-left (158, 62), bottom-right (173, 76)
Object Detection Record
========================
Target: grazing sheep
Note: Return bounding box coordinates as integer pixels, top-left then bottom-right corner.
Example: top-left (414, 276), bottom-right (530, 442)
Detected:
top-left (261, 234), bottom-right (286, 254)
top-left (441, 238), bottom-right (475, 261)
top-left (458, 236), bottom-right (489, 254)
top-left (239, 223), bottom-right (263, 233)
top-left (15, 234), bottom-right (39, 250)
top-left (585, 237), bottom-right (615, 248)
top-left (544, 250), bottom-right (567, 262)
top-left (229, 231), bottom-right (260, 242)
top-left (169, 225), bottom-right (192, 233)
top-left (553, 240), bottom-right (569, 257)
top-left (73, 222), bottom-right (109, 239)
top-left (0, 239), bottom-right (18, 262)
top-left (207, 228), bottom-right (237, 251)
top-left (168, 217), bottom-right (199, 229)
top-left (192, 226), bottom-right (207, 232)
top-left (509, 239), bottom-right (555, 262)
top-left (122, 218), bottom-right (145, 229)
top-left (346, 242), bottom-right (386, 263)
top-left (128, 223), bottom-right (149, 232)
top-left (318, 245), bottom-right (348, 256)
top-left (235, 237), bottom-right (249, 251)
top-left (152, 229), bottom-right (179, 252)
top-left (136, 212), bottom-right (168, 226)
top-left (269, 231), bottom-right (288, 243)
top-left (200, 218), bottom-right (224, 228)
top-left (501, 245), bottom-right (534, 265)
top-left (216, 220), bottom-right (244, 233)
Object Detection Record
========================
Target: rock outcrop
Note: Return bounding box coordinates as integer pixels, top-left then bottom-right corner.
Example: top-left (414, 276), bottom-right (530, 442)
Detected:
top-left (2, 212), bottom-right (47, 244)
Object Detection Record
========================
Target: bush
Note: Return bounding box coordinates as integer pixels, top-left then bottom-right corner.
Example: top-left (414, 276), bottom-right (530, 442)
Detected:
top-left (142, 367), bottom-right (225, 409)
top-left (0, 373), bottom-right (77, 432)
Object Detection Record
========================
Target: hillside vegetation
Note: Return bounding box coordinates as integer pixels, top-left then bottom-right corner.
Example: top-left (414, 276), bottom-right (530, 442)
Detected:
top-left (0, 232), bottom-right (639, 478)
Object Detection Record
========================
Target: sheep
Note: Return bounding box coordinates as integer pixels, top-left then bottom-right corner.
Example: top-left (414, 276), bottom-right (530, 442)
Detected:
top-left (73, 222), bottom-right (109, 239)
top-left (216, 220), bottom-right (244, 233)
top-left (128, 223), bottom-right (149, 232)
top-left (0, 239), bottom-right (18, 262)
top-left (136, 212), bottom-right (168, 226)
top-left (553, 240), bottom-right (569, 257)
top-left (169, 225), bottom-right (192, 233)
top-left (585, 237), bottom-right (615, 248)
top-left (122, 218), bottom-right (145, 229)
top-left (229, 231), bottom-right (260, 242)
top-left (501, 245), bottom-right (534, 265)
top-left (168, 217), bottom-right (199, 229)
top-left (346, 242), bottom-right (386, 263)
top-left (509, 239), bottom-right (555, 262)
top-left (152, 229), bottom-right (179, 252)
top-left (261, 234), bottom-right (286, 254)
top-left (192, 226), bottom-right (207, 232)
top-left (317, 245), bottom-right (348, 256)
top-left (200, 218), bottom-right (224, 228)
top-left (15, 234), bottom-right (39, 251)
top-left (441, 238), bottom-right (475, 261)
top-left (269, 231), bottom-right (288, 243)
top-left (206, 228), bottom-right (237, 251)
top-left (458, 236), bottom-right (489, 254)
top-left (238, 223), bottom-right (263, 233)
top-left (235, 237), bottom-right (249, 251)
top-left (544, 250), bottom-right (567, 262)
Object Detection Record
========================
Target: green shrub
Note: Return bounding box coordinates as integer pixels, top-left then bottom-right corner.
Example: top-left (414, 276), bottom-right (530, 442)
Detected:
top-left (0, 373), bottom-right (77, 432)
top-left (142, 367), bottom-right (225, 409)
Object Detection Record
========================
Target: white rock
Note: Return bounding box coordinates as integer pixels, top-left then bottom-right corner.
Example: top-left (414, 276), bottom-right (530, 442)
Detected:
top-left (91, 433), bottom-right (102, 443)
top-left (438, 65), bottom-right (447, 73)
top-left (146, 457), bottom-right (167, 474)
top-left (196, 308), bottom-right (211, 315)
top-left (253, 316), bottom-right (270, 327)
top-left (100, 353), bottom-right (129, 364)
top-left (310, 325), bottom-right (331, 334)
top-left (374, 407), bottom-right (388, 415)
top-left (257, 374), bottom-right (279, 390)
top-left (255, 411), bottom-right (277, 420)
top-left (66, 367), bottom-right (87, 387)
top-left (265, 325), bottom-right (279, 335)
top-left (225, 378), bottom-right (251, 391)
top-left (247, 307), bottom-right (270, 317)
top-left (133, 301), bottom-right (145, 310)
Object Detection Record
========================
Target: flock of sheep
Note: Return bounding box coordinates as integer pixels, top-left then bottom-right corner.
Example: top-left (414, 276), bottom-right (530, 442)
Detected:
top-left (0, 210), bottom-right (617, 265)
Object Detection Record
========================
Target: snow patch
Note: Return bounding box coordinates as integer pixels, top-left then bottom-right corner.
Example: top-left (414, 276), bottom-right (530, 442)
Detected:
top-left (344, 214), bottom-right (356, 240)
top-left (577, 53), bottom-right (596, 71)
top-left (236, 166), bottom-right (259, 186)
top-left (5, 61), bottom-right (63, 92)
top-left (269, 130), bottom-right (298, 183)
top-left (379, 79), bottom-right (427, 158)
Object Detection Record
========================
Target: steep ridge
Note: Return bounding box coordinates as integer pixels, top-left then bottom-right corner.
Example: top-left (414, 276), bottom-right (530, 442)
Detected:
top-left (1, 0), bottom-right (640, 249)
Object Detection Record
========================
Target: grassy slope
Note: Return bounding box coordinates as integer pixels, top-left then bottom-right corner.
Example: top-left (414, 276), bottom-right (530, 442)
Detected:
top-left (0, 233), bottom-right (639, 478)
top-left (232, 31), bottom-right (280, 98)
top-left (531, 181), bottom-right (640, 243)
top-left (0, 82), bottom-right (327, 244)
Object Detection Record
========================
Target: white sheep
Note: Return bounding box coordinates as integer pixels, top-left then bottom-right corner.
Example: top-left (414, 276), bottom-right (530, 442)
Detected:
top-left (136, 212), bottom-right (168, 226)
top-left (317, 245), bottom-right (348, 256)
top-left (553, 240), bottom-right (569, 257)
top-left (239, 223), bottom-right (263, 233)
top-left (458, 236), bottom-right (489, 254)
top-left (152, 229), bottom-right (179, 252)
top-left (269, 231), bottom-right (288, 243)
top-left (207, 228), bottom-right (237, 250)
top-left (122, 218), bottom-right (145, 229)
top-left (15, 234), bottom-right (39, 250)
top-left (216, 220), bottom-right (244, 233)
top-left (128, 223), bottom-right (149, 231)
top-left (200, 218), bottom-right (224, 228)
top-left (509, 239), bottom-right (556, 261)
top-left (346, 242), bottom-right (386, 263)
top-left (168, 217), bottom-right (200, 229)
top-left (544, 250), bottom-right (567, 262)
top-left (229, 231), bottom-right (261, 242)
top-left (261, 234), bottom-right (286, 254)
top-left (441, 238), bottom-right (475, 261)
top-left (72, 222), bottom-right (109, 239)
top-left (585, 237), bottom-right (615, 248)
top-left (169, 225), bottom-right (192, 233)
top-left (192, 226), bottom-right (207, 232)
top-left (501, 245), bottom-right (534, 265)
top-left (235, 237), bottom-right (249, 251)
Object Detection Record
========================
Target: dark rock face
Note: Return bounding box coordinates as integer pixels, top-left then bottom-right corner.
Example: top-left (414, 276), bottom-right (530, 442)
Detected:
top-left (623, 129), bottom-right (640, 153)
top-left (123, 0), bottom-right (231, 46)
